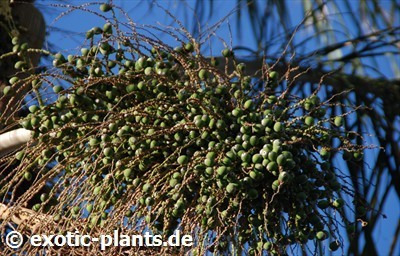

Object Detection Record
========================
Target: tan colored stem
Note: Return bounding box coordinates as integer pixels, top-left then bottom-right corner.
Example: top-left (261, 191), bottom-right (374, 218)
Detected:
top-left (0, 202), bottom-right (48, 232)
top-left (0, 128), bottom-right (32, 157)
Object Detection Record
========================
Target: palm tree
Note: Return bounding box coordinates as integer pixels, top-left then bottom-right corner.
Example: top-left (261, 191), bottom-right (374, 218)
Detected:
top-left (0, 1), bottom-right (398, 255)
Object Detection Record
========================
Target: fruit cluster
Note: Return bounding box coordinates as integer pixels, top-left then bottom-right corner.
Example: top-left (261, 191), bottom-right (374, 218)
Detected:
top-left (8, 5), bottom-right (366, 254)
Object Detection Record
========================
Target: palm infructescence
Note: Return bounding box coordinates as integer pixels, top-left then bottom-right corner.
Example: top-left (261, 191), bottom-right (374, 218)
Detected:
top-left (0, 1), bottom-right (399, 255)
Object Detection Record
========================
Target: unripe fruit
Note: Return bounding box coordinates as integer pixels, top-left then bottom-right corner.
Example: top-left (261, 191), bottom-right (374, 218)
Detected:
top-left (12, 37), bottom-right (20, 45)
top-left (169, 178), bottom-right (178, 188)
top-left (334, 116), bottom-right (344, 127)
top-left (12, 44), bottom-right (20, 53)
top-left (303, 100), bottom-right (314, 111)
top-left (267, 95), bottom-right (277, 104)
top-left (243, 99), bottom-right (253, 110)
top-left (320, 148), bottom-right (330, 160)
top-left (30, 116), bottom-right (40, 127)
top-left (252, 154), bottom-right (262, 164)
top-left (261, 117), bottom-right (273, 127)
top-left (272, 180), bottom-right (280, 190)
top-left (32, 204), bottom-right (41, 211)
top-left (198, 69), bottom-right (207, 80)
top-left (353, 151), bottom-right (363, 161)
top-left (226, 183), bottom-right (239, 194)
top-left (24, 171), bottom-right (33, 181)
top-left (269, 71), bottom-right (278, 80)
top-left (236, 63), bottom-right (246, 72)
top-left (86, 204), bottom-right (93, 213)
top-left (144, 67), bottom-right (153, 75)
top-left (248, 189), bottom-right (258, 199)
top-left (103, 147), bottom-right (114, 157)
top-left (86, 29), bottom-right (94, 39)
top-left (108, 123), bottom-right (118, 133)
top-left (221, 48), bottom-right (233, 57)
top-left (267, 161), bottom-right (278, 172)
top-left (249, 171), bottom-right (262, 181)
top-left (276, 154), bottom-right (286, 166)
top-left (263, 241), bottom-right (272, 250)
top-left (217, 166), bottom-right (227, 176)
top-left (21, 120), bottom-right (32, 130)
top-left (330, 180), bottom-right (342, 191)
top-left (304, 116), bottom-right (314, 126)
top-left (93, 27), bottom-right (103, 35)
top-left (71, 206), bottom-right (80, 215)
top-left (15, 151), bottom-right (25, 161)
top-left (42, 149), bottom-right (52, 159)
top-left (173, 46), bottom-right (183, 53)
top-left (40, 193), bottom-right (49, 202)
top-left (249, 136), bottom-right (258, 146)
top-left (184, 42), bottom-right (194, 52)
top-left (53, 85), bottom-right (63, 94)
top-left (145, 197), bottom-right (154, 206)
top-left (14, 61), bottom-right (26, 70)
top-left (278, 171), bottom-right (290, 182)
top-left (103, 23), bottom-right (112, 34)
top-left (54, 53), bottom-right (65, 61)
top-left (20, 42), bottom-right (28, 51)
top-left (273, 122), bottom-right (282, 132)
top-left (142, 183), bottom-right (152, 193)
top-left (210, 57), bottom-right (219, 66)
top-left (123, 168), bottom-right (133, 179)
top-left (329, 241), bottom-right (340, 251)
top-left (29, 105), bottom-right (39, 113)
top-left (316, 231), bottom-right (328, 240)
top-left (342, 151), bottom-right (352, 161)
top-left (268, 151), bottom-right (278, 161)
top-left (177, 155), bottom-right (189, 165)
top-left (100, 3), bottom-right (112, 12)
top-left (317, 200), bottom-right (329, 209)
top-left (79, 48), bottom-right (89, 56)
top-left (347, 131), bottom-right (357, 140)
top-left (232, 108), bottom-right (243, 117)
top-left (93, 186), bottom-right (101, 195)
top-left (206, 152), bottom-right (216, 161)
top-left (332, 198), bottom-right (345, 208)
top-left (240, 152), bottom-right (251, 163)
top-left (9, 76), bottom-right (19, 85)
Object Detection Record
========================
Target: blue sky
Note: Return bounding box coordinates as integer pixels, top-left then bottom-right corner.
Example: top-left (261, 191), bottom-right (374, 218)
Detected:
top-left (34, 1), bottom-right (399, 255)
